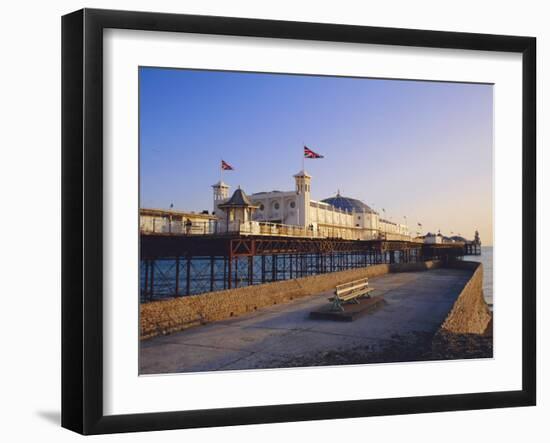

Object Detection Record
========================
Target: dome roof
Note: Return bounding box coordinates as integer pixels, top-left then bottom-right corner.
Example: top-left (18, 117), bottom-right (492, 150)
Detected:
top-left (450, 235), bottom-right (467, 242)
top-left (321, 193), bottom-right (376, 213)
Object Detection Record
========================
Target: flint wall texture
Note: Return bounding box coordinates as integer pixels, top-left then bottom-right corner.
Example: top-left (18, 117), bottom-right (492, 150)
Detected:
top-left (438, 261), bottom-right (491, 334)
top-left (140, 260), bottom-right (442, 340)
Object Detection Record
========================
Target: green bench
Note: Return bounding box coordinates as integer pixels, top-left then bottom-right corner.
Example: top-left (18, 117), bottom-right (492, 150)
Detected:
top-left (329, 277), bottom-right (374, 312)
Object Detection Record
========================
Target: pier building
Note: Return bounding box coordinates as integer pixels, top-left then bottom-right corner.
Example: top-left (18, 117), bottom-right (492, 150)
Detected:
top-left (212, 170), bottom-right (409, 240)
top-left (139, 208), bottom-right (217, 235)
top-left (138, 173), bottom-right (480, 301)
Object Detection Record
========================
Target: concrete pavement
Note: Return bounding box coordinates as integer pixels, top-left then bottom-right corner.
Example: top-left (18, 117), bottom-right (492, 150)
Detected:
top-left (140, 268), bottom-right (472, 374)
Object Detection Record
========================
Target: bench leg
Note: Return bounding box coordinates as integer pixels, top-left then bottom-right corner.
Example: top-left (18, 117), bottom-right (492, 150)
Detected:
top-left (330, 297), bottom-right (344, 312)
top-left (360, 290), bottom-right (373, 300)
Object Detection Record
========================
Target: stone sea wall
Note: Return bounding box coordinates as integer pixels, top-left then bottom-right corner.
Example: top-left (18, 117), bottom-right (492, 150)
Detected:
top-left (140, 260), bottom-right (443, 340)
top-left (438, 261), bottom-right (491, 335)
top-left (431, 260), bottom-right (493, 359)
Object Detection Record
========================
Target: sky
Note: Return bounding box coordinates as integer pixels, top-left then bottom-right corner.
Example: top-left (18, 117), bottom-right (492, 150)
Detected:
top-left (140, 67), bottom-right (493, 244)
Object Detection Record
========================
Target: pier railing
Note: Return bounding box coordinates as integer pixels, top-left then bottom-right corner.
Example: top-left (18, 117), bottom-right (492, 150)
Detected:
top-left (140, 218), bottom-right (218, 235)
top-left (139, 217), bottom-right (418, 242)
top-left (140, 219), bottom-right (313, 237)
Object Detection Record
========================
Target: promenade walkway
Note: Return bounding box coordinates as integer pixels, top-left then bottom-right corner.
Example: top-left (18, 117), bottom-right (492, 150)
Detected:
top-left (140, 268), bottom-right (472, 374)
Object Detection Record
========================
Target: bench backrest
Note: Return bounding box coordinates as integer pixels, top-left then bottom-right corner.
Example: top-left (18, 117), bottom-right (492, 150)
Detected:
top-left (335, 277), bottom-right (369, 296)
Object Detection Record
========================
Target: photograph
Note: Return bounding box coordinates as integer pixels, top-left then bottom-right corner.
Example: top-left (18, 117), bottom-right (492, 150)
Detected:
top-left (0, 0), bottom-right (543, 439)
top-left (138, 67), bottom-right (494, 375)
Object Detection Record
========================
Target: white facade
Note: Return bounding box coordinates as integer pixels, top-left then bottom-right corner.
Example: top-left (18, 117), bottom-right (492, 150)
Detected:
top-left (249, 190), bottom-right (300, 225)
top-left (379, 218), bottom-right (410, 240)
top-left (424, 233), bottom-right (444, 244)
top-left (212, 171), bottom-right (410, 240)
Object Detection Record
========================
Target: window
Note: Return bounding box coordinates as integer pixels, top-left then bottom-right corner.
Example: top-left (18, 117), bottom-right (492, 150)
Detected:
top-left (274, 202), bottom-right (280, 210)
top-left (290, 201), bottom-right (296, 208)
top-left (259, 204), bottom-right (264, 211)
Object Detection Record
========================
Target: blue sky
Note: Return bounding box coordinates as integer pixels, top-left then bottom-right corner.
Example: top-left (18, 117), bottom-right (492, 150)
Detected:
top-left (140, 67), bottom-right (493, 243)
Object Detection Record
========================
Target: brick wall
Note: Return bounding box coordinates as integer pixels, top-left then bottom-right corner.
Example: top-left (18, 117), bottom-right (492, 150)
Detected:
top-left (140, 260), bottom-right (443, 339)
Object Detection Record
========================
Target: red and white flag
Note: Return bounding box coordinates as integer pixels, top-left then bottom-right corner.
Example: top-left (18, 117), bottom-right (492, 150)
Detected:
top-left (221, 160), bottom-right (234, 170)
top-left (304, 146), bottom-right (324, 159)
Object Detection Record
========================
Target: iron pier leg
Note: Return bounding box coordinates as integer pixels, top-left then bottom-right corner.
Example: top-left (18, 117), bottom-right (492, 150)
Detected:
top-left (149, 259), bottom-right (155, 301)
top-left (143, 259), bottom-right (149, 301)
top-left (210, 256), bottom-right (215, 292)
top-left (228, 257), bottom-right (232, 289)
top-left (248, 256), bottom-right (253, 286)
top-left (186, 257), bottom-right (191, 296)
top-left (235, 257), bottom-right (239, 288)
top-left (175, 256), bottom-right (180, 296)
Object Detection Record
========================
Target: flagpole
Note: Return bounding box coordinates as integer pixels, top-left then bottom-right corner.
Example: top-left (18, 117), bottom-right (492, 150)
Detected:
top-left (302, 142), bottom-right (305, 171)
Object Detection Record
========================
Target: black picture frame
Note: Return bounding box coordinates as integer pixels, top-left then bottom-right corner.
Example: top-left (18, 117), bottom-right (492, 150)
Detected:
top-left (61, 8), bottom-right (536, 435)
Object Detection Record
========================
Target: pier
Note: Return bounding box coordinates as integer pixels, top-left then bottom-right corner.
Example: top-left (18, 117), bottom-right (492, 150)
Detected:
top-left (139, 167), bottom-right (482, 301)
top-left (140, 233), bottom-right (472, 302)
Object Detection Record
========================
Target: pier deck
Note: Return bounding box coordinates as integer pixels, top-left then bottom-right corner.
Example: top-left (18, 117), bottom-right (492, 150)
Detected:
top-left (140, 267), bottom-right (472, 374)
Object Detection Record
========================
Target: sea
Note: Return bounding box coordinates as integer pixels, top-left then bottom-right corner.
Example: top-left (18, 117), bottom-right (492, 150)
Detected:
top-left (463, 246), bottom-right (493, 309)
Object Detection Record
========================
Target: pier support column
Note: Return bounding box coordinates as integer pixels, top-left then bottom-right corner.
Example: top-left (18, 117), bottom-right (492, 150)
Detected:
top-left (186, 257), bottom-right (191, 295)
top-left (175, 256), bottom-right (180, 296)
top-left (149, 259), bottom-right (155, 300)
top-left (234, 257), bottom-right (239, 288)
top-left (248, 256), bottom-right (253, 285)
top-left (228, 257), bottom-right (232, 289)
top-left (210, 256), bottom-right (215, 292)
top-left (143, 259), bottom-right (149, 301)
